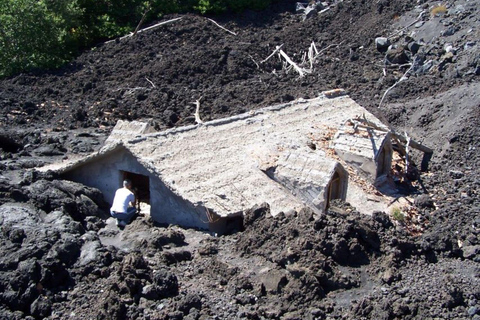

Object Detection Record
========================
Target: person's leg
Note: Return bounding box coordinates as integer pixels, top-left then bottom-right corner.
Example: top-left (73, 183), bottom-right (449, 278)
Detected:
top-left (124, 207), bottom-right (137, 223)
top-left (111, 211), bottom-right (128, 225)
top-left (112, 209), bottom-right (136, 222)
top-left (111, 210), bottom-right (121, 225)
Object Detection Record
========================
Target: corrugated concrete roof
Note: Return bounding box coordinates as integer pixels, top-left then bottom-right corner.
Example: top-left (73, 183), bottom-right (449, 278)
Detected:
top-left (95, 92), bottom-right (386, 217)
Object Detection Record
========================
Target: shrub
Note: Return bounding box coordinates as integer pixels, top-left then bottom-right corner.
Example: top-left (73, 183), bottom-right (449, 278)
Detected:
top-left (0, 0), bottom-right (278, 77)
top-left (391, 207), bottom-right (405, 222)
top-left (0, 0), bottom-right (69, 77)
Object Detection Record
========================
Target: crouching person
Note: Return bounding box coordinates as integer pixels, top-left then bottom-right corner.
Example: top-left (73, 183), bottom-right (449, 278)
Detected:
top-left (110, 179), bottom-right (137, 227)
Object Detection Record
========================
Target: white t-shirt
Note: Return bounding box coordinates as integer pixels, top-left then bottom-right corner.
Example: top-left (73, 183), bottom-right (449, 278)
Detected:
top-left (110, 187), bottom-right (135, 213)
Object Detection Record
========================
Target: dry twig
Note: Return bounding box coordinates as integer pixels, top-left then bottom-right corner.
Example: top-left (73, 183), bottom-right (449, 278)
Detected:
top-left (279, 49), bottom-right (310, 77)
top-left (317, 41), bottom-right (344, 55)
top-left (261, 44), bottom-right (284, 63)
top-left (145, 77), bottom-right (156, 88)
top-left (206, 18), bottom-right (237, 36)
top-left (133, 8), bottom-right (151, 36)
top-left (248, 54), bottom-right (260, 69)
top-left (389, 11), bottom-right (427, 38)
top-left (378, 59), bottom-right (416, 108)
top-left (105, 17), bottom-right (183, 44)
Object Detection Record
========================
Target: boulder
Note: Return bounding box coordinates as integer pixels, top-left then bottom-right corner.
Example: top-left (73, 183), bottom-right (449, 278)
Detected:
top-left (386, 46), bottom-right (409, 64)
top-left (462, 245), bottom-right (480, 261)
top-left (415, 194), bottom-right (435, 209)
top-left (407, 41), bottom-right (421, 55)
top-left (375, 37), bottom-right (391, 52)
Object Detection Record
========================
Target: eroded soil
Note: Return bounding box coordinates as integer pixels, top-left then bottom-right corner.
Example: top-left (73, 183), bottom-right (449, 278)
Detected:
top-left (0, 0), bottom-right (479, 319)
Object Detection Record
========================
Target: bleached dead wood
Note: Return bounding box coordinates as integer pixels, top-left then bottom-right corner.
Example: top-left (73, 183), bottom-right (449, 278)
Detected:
top-left (317, 41), bottom-right (344, 55)
top-left (352, 115), bottom-right (433, 171)
top-left (113, 87), bottom-right (151, 95)
top-left (261, 44), bottom-right (284, 63)
top-left (262, 41), bottom-right (342, 77)
top-left (248, 54), bottom-right (260, 69)
top-left (353, 116), bottom-right (433, 154)
top-left (378, 60), bottom-right (415, 109)
top-left (194, 97), bottom-right (204, 124)
top-left (405, 131), bottom-right (411, 171)
top-left (389, 10), bottom-right (427, 38)
top-left (308, 42), bottom-right (318, 69)
top-left (105, 17), bottom-right (183, 44)
top-left (279, 49), bottom-right (310, 77)
top-left (134, 17), bottom-right (183, 35)
top-left (206, 18), bottom-right (237, 36)
top-left (393, 132), bottom-right (433, 154)
top-left (145, 77), bottom-right (156, 88)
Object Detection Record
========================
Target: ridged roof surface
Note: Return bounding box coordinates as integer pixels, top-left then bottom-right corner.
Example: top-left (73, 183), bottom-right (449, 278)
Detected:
top-left (101, 91), bottom-right (386, 217)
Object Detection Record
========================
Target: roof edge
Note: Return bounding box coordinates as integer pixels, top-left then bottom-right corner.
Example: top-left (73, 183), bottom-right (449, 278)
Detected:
top-left (128, 90), bottom-right (348, 143)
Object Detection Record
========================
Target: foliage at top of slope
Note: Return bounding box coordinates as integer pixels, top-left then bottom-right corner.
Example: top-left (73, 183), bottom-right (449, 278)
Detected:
top-left (0, 0), bottom-right (276, 77)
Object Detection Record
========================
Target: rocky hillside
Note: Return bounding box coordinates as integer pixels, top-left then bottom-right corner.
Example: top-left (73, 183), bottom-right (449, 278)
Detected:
top-left (0, 0), bottom-right (479, 319)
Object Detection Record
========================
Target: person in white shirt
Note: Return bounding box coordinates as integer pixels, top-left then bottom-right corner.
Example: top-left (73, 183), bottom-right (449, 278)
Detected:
top-left (110, 179), bottom-right (137, 227)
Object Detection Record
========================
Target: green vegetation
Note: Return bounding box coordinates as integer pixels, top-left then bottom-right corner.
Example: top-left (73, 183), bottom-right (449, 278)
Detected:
top-left (0, 0), bottom-right (275, 77)
top-left (391, 207), bottom-right (405, 222)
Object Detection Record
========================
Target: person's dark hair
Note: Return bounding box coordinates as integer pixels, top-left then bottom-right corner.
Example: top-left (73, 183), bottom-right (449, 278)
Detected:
top-left (123, 179), bottom-right (132, 188)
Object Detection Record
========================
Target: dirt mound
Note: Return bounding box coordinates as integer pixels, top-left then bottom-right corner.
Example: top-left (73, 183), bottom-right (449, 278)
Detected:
top-left (0, 0), bottom-right (479, 319)
top-left (2, 0), bottom-right (475, 132)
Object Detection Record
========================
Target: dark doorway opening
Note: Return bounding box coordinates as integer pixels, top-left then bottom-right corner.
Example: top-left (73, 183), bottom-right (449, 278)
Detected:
top-left (121, 171), bottom-right (150, 204)
top-left (328, 171), bottom-right (341, 204)
top-left (326, 169), bottom-right (347, 209)
top-left (376, 146), bottom-right (390, 177)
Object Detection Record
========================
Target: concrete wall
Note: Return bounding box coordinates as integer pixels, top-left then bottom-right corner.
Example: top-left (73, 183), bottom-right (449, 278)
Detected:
top-left (335, 148), bottom-right (378, 181)
top-left (62, 149), bottom-right (209, 230)
top-left (264, 149), bottom-right (348, 213)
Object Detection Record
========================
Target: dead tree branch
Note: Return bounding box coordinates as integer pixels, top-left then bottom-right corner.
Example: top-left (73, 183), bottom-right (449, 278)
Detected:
top-left (133, 8), bottom-right (151, 36)
top-left (279, 49), bottom-right (310, 77)
top-left (405, 131), bottom-right (411, 170)
top-left (353, 115), bottom-right (433, 154)
top-left (378, 59), bottom-right (416, 108)
top-left (194, 97), bottom-right (204, 124)
top-left (261, 44), bottom-right (284, 63)
top-left (135, 17), bottom-right (183, 35)
top-left (317, 41), bottom-right (344, 55)
top-left (389, 10), bottom-right (427, 38)
top-left (206, 18), bottom-right (237, 36)
top-left (145, 77), bottom-right (156, 88)
top-left (105, 17), bottom-right (183, 44)
top-left (248, 54), bottom-right (260, 69)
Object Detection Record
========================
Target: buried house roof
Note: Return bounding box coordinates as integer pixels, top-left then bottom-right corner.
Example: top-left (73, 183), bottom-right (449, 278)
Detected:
top-left (53, 90), bottom-right (391, 220)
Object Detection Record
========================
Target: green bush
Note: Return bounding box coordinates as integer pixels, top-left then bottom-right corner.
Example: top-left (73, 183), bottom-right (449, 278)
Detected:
top-left (0, 0), bottom-right (68, 77)
top-left (194, 0), bottom-right (226, 14)
top-left (0, 0), bottom-right (277, 77)
top-left (391, 207), bottom-right (405, 222)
